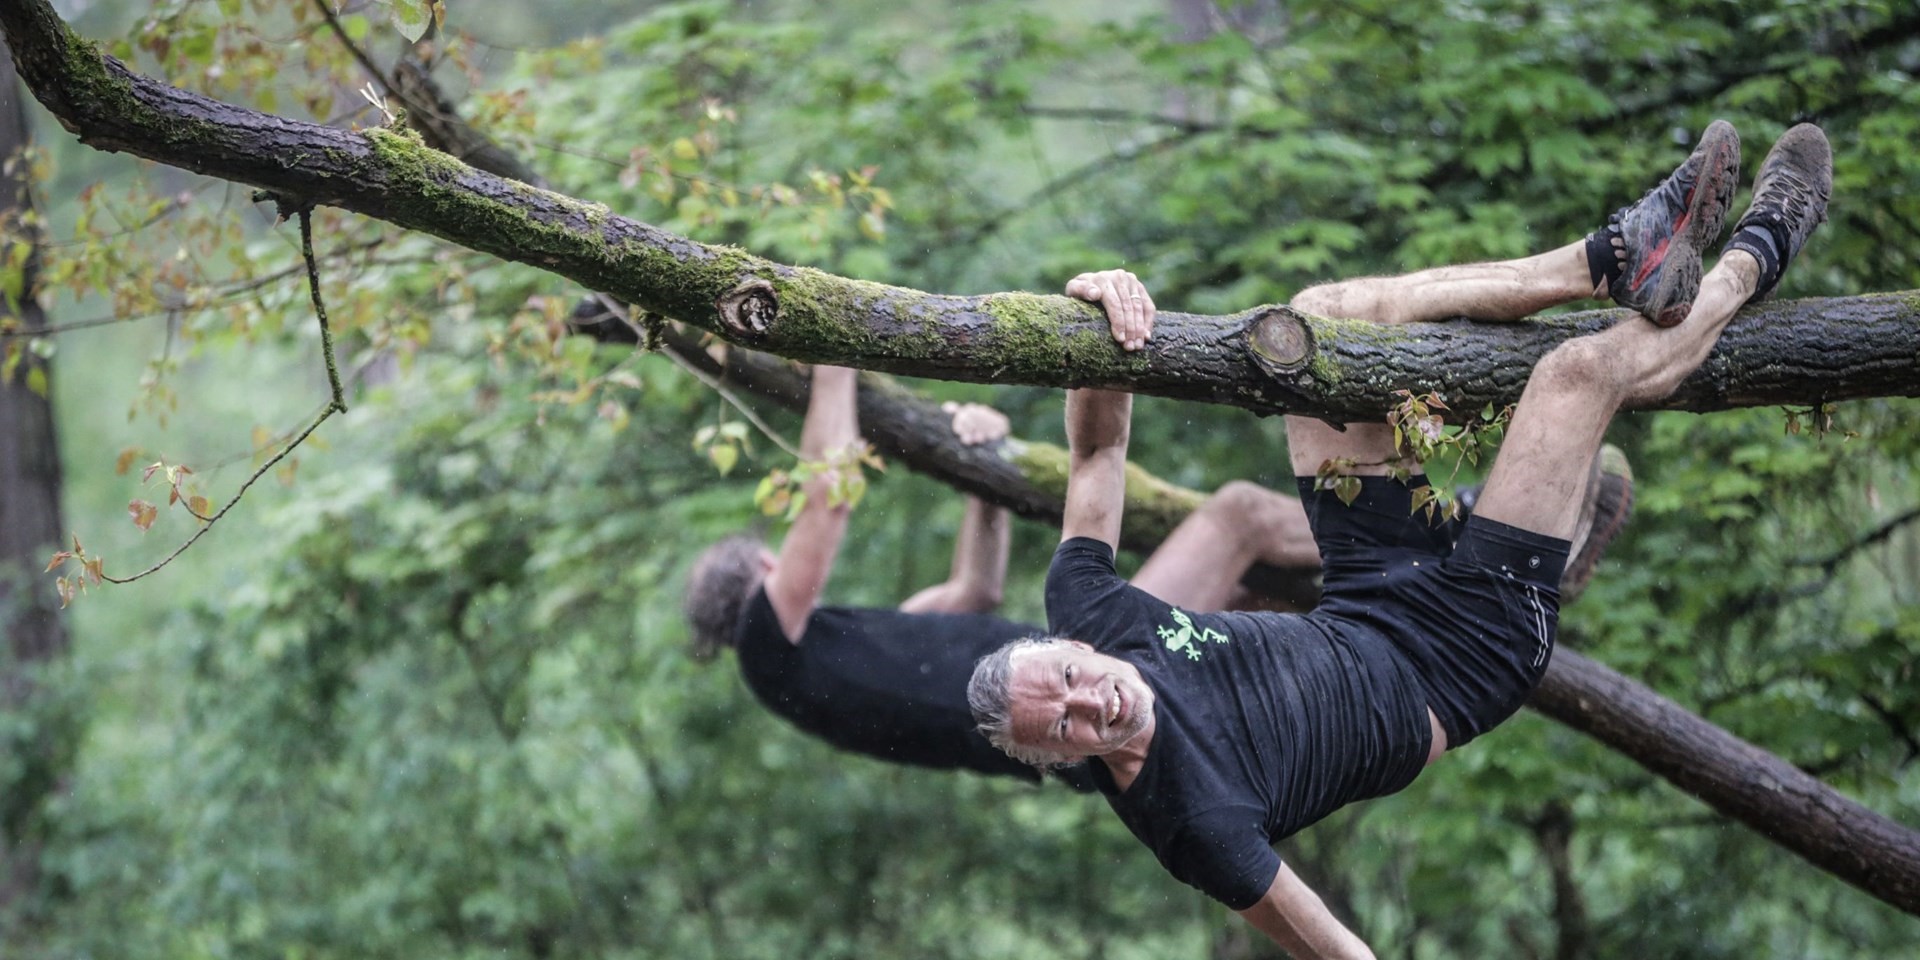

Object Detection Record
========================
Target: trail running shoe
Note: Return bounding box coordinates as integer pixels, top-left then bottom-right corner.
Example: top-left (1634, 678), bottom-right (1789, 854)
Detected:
top-left (1452, 444), bottom-right (1634, 604)
top-left (1723, 123), bottom-right (1833, 302)
top-left (1586, 120), bottom-right (1741, 327)
top-left (1560, 444), bottom-right (1634, 602)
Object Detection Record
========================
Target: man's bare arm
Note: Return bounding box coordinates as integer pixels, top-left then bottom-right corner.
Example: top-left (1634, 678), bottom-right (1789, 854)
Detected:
top-left (900, 403), bottom-right (1013, 614)
top-left (1235, 864), bottom-right (1376, 960)
top-left (1060, 269), bottom-right (1154, 551)
top-left (763, 365), bottom-right (861, 641)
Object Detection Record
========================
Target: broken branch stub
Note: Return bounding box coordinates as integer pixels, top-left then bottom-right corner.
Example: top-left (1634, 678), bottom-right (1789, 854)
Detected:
top-left (717, 278), bottom-right (779, 339)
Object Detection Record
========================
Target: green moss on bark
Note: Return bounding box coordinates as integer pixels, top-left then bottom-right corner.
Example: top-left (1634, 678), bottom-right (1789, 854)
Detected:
top-left (365, 127), bottom-right (636, 278)
top-left (983, 292), bottom-right (1150, 381)
top-left (1006, 440), bottom-right (1204, 547)
top-left (763, 268), bottom-right (943, 358)
top-left (60, 30), bottom-right (214, 147)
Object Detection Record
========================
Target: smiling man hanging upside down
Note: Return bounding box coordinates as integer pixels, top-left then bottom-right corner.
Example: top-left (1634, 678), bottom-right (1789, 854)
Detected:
top-left (968, 122), bottom-right (1831, 958)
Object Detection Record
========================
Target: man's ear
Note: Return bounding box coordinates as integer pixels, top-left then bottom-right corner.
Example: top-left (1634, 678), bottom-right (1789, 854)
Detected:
top-left (758, 548), bottom-right (778, 574)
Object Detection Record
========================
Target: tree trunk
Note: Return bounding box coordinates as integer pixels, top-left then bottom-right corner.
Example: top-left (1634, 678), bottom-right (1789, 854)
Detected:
top-left (0, 37), bottom-right (68, 922)
top-left (2, 3), bottom-right (1918, 422)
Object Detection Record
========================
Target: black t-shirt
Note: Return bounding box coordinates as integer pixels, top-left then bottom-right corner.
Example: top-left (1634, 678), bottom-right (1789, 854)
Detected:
top-left (1047, 537), bottom-right (1432, 910)
top-left (735, 588), bottom-right (1096, 789)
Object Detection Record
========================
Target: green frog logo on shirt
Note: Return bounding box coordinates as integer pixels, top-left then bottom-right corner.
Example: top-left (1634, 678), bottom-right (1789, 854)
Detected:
top-left (1157, 607), bottom-right (1230, 661)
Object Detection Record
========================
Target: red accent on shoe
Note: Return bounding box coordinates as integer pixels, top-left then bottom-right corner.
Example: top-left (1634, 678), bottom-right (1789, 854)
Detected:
top-left (1631, 236), bottom-right (1671, 289)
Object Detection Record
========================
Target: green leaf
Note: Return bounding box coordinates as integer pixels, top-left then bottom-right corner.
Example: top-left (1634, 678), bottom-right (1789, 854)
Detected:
top-left (388, 0), bottom-right (433, 43)
top-left (709, 443), bottom-right (739, 475)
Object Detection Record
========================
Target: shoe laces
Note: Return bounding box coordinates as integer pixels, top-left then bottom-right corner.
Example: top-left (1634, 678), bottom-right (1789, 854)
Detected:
top-left (1748, 166), bottom-right (1827, 241)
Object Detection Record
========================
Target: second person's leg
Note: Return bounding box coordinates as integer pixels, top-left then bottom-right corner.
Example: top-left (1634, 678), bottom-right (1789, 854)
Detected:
top-left (1131, 481), bottom-right (1319, 611)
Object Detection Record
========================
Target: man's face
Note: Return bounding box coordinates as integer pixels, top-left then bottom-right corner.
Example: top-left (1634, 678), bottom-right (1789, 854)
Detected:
top-left (1007, 641), bottom-right (1155, 760)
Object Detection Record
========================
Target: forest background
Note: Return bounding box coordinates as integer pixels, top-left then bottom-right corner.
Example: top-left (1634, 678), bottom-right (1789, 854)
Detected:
top-left (3, 0), bottom-right (1919, 957)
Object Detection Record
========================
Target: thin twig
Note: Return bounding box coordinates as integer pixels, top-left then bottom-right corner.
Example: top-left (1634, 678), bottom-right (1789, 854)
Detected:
top-left (1797, 505), bottom-right (1920, 575)
top-left (579, 296), bottom-right (797, 456)
top-left (38, 182), bottom-right (216, 249)
top-left (301, 210), bottom-right (349, 413)
top-left (1020, 104), bottom-right (1218, 134)
top-left (2, 238), bottom-right (392, 340)
top-left (101, 402), bottom-right (337, 584)
top-left (613, 307), bottom-right (800, 458)
top-left (99, 208), bottom-right (349, 584)
top-left (924, 128), bottom-right (1203, 257)
top-left (661, 347), bottom-right (801, 459)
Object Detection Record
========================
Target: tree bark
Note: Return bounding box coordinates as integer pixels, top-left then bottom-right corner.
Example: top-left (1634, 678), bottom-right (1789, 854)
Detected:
top-left (3, 3), bottom-right (1919, 422)
top-left (0, 37), bottom-right (68, 922)
top-left (1533, 646), bottom-right (1920, 915)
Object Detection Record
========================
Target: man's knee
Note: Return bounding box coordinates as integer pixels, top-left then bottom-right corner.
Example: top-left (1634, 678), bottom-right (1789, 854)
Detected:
top-left (1291, 283), bottom-right (1365, 320)
top-left (1200, 481), bottom-right (1300, 542)
top-left (1291, 281), bottom-right (1400, 325)
top-left (1533, 335), bottom-right (1626, 397)
top-left (1199, 480), bottom-right (1270, 519)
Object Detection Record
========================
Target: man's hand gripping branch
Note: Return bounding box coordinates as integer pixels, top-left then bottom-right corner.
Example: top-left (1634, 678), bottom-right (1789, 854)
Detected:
top-left (1060, 270), bottom-right (1155, 551)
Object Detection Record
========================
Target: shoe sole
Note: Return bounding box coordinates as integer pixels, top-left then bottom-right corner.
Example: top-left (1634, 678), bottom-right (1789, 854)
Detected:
top-left (1637, 122), bottom-right (1741, 327)
top-left (1562, 450), bottom-right (1635, 601)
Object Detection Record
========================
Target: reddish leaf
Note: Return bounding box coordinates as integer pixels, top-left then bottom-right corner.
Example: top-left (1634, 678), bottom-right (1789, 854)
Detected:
top-left (129, 499), bottom-right (159, 532)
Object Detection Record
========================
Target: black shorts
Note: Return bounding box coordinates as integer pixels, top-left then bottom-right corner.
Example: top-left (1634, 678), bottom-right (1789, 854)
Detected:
top-left (1296, 475), bottom-right (1570, 748)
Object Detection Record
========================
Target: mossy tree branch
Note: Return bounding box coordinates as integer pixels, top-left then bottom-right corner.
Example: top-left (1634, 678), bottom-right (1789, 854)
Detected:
top-left (4, 2), bottom-right (1920, 422)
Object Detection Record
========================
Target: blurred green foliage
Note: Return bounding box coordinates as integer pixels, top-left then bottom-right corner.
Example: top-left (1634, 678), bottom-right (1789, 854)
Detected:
top-left (6, 0), bottom-right (1920, 956)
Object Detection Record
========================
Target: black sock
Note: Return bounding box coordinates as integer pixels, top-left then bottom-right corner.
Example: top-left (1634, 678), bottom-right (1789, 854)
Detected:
top-left (1725, 222), bottom-right (1784, 299)
top-left (1584, 223), bottom-right (1622, 296)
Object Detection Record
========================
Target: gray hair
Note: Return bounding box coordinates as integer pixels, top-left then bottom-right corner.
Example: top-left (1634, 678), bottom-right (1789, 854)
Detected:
top-left (682, 534), bottom-right (767, 662)
top-left (967, 636), bottom-right (1077, 769)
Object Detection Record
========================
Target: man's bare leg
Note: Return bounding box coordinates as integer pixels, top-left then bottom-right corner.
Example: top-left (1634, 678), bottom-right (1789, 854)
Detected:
top-left (1472, 253), bottom-right (1759, 538)
top-left (1132, 481), bottom-right (1319, 611)
top-left (1283, 242), bottom-right (1595, 482)
top-left (1287, 243), bottom-right (1594, 329)
top-left (1476, 122), bottom-right (1833, 539)
top-left (1283, 119), bottom-right (1748, 501)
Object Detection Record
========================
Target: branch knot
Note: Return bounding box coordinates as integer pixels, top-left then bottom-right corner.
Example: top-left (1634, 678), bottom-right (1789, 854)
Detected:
top-left (716, 278), bottom-right (778, 339)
